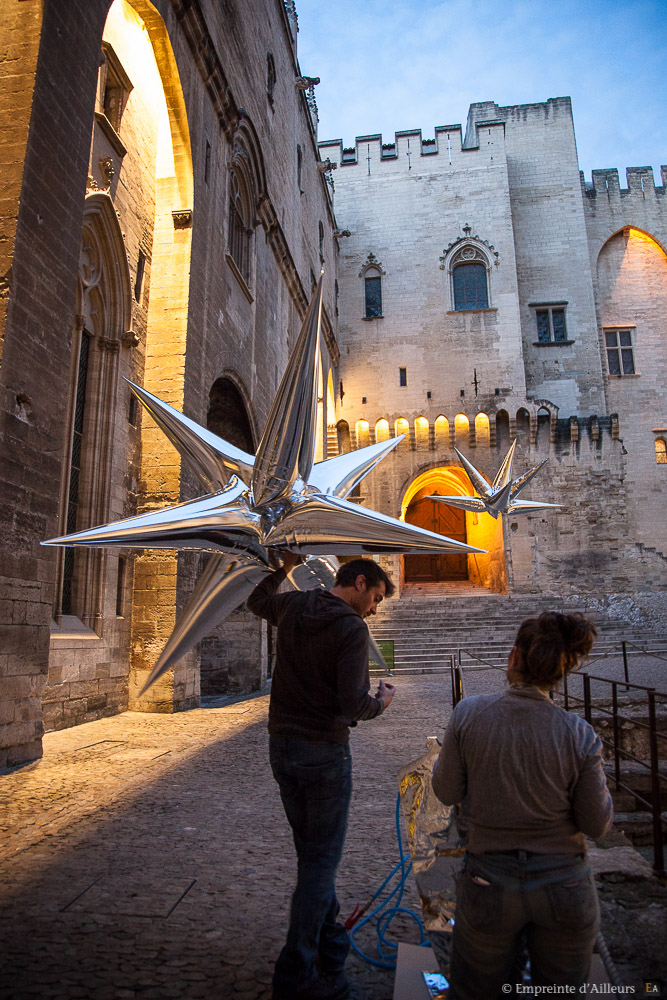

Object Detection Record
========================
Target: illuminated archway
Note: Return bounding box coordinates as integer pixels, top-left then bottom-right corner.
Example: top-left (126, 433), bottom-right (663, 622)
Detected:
top-left (356, 419), bottom-right (370, 449)
top-left (375, 418), bottom-right (390, 442)
top-left (415, 416), bottom-right (429, 449)
top-left (100, 0), bottom-right (195, 708)
top-left (400, 466), bottom-right (508, 592)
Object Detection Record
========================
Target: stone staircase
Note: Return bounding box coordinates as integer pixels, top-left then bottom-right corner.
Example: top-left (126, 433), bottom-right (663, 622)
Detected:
top-left (369, 584), bottom-right (666, 674)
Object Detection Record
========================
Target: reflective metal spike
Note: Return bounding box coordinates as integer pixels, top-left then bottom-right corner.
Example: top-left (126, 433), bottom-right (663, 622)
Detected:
top-left (509, 460), bottom-right (546, 499)
top-left (308, 435), bottom-right (404, 499)
top-left (252, 275), bottom-right (324, 507)
top-left (44, 483), bottom-right (268, 563)
top-left (427, 442), bottom-right (559, 519)
top-left (264, 492), bottom-right (485, 555)
top-left (127, 380), bottom-right (254, 491)
top-left (454, 447), bottom-right (492, 499)
top-left (140, 557), bottom-right (272, 695)
top-left (491, 439), bottom-right (516, 491)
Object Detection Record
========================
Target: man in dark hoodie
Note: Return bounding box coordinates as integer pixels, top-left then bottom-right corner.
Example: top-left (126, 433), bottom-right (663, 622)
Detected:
top-left (247, 556), bottom-right (396, 1000)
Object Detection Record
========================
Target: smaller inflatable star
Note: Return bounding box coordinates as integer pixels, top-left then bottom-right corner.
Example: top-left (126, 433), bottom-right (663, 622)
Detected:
top-left (428, 441), bottom-right (561, 519)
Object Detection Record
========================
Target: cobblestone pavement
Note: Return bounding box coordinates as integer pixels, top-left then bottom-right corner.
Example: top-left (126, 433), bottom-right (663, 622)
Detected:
top-left (2, 658), bottom-right (665, 1000)
top-left (0, 675), bottom-right (458, 1000)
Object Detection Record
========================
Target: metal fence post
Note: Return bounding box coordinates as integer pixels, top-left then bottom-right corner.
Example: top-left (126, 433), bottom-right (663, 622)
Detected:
top-left (582, 673), bottom-right (592, 725)
top-left (647, 692), bottom-right (665, 877)
top-left (612, 681), bottom-right (620, 790)
top-left (622, 641), bottom-right (630, 690)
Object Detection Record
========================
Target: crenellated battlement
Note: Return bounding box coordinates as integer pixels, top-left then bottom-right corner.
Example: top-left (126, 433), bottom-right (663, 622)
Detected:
top-left (318, 118), bottom-right (507, 171)
top-left (581, 165), bottom-right (667, 199)
top-left (319, 96), bottom-right (582, 172)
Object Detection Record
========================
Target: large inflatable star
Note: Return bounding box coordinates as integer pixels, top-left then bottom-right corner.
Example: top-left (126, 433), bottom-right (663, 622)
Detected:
top-left (428, 441), bottom-right (561, 519)
top-left (44, 277), bottom-right (483, 691)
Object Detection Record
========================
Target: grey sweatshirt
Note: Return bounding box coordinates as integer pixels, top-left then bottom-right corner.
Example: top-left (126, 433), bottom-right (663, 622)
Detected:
top-left (247, 569), bottom-right (383, 742)
top-left (432, 685), bottom-right (613, 855)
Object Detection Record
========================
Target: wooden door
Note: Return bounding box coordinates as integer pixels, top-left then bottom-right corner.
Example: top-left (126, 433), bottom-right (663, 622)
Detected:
top-left (404, 496), bottom-right (468, 581)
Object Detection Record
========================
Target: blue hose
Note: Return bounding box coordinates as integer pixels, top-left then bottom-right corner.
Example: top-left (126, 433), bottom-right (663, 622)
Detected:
top-left (348, 792), bottom-right (430, 969)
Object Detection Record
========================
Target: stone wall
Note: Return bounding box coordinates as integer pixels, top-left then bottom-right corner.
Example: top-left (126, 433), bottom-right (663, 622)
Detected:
top-left (582, 166), bottom-right (667, 562)
top-left (0, 0), bottom-right (111, 766)
top-left (322, 99), bottom-right (666, 599)
top-left (0, 0), bottom-right (338, 763)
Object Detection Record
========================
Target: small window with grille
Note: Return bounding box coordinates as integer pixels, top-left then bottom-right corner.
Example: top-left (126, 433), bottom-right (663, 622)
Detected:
top-left (605, 328), bottom-right (636, 376)
top-left (535, 306), bottom-right (568, 343)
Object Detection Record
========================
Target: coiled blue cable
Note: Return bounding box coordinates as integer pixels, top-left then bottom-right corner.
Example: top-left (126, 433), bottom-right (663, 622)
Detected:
top-left (348, 792), bottom-right (430, 969)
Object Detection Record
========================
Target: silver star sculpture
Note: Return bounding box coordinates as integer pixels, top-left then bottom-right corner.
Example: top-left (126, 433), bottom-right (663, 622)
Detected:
top-left (44, 277), bottom-right (483, 693)
top-left (428, 441), bottom-right (561, 519)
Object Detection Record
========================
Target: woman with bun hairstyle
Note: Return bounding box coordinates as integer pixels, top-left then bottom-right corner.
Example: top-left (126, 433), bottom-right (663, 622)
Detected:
top-left (433, 612), bottom-right (613, 999)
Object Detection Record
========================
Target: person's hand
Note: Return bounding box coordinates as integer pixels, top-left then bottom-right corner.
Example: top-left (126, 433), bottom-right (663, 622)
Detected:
top-left (376, 678), bottom-right (396, 710)
top-left (280, 551), bottom-right (303, 574)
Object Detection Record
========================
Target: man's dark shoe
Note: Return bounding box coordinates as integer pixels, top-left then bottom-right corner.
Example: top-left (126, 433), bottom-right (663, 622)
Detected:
top-left (272, 970), bottom-right (350, 1000)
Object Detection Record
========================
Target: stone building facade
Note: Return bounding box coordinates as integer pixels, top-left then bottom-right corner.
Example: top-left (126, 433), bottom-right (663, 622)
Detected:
top-left (0, 2), bottom-right (665, 768)
top-left (0, 0), bottom-right (338, 766)
top-left (319, 97), bottom-right (667, 597)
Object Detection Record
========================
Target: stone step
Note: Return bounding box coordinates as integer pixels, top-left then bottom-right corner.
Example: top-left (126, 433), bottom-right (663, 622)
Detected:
top-left (612, 811), bottom-right (667, 846)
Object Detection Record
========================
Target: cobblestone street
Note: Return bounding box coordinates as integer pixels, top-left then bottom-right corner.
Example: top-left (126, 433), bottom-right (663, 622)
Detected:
top-left (0, 675), bottom-right (455, 1000)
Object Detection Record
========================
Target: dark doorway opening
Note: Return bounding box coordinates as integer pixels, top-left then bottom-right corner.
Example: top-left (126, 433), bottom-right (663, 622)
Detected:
top-left (207, 377), bottom-right (254, 452)
top-left (404, 491), bottom-right (468, 582)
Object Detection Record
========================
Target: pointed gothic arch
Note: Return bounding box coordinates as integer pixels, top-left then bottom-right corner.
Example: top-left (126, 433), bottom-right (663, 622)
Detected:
top-left (57, 192), bottom-right (133, 625)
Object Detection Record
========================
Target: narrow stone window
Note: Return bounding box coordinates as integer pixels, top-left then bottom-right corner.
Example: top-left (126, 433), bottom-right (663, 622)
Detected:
top-left (365, 275), bottom-right (382, 318)
top-left (61, 334), bottom-right (91, 615)
top-left (229, 171), bottom-right (251, 282)
top-left (297, 144), bottom-right (303, 193)
top-left (99, 42), bottom-right (133, 134)
top-left (266, 52), bottom-right (277, 108)
top-left (655, 438), bottom-right (667, 464)
top-left (116, 556), bottom-right (126, 617)
top-left (453, 263), bottom-right (488, 310)
top-left (605, 329), bottom-right (636, 376)
top-left (399, 367), bottom-right (407, 387)
top-left (204, 140), bottom-right (212, 184)
top-left (319, 221), bottom-right (324, 263)
top-left (134, 249), bottom-right (145, 302)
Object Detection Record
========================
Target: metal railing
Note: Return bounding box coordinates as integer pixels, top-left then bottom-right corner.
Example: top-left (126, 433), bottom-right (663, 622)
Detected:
top-left (558, 672), bottom-right (666, 877)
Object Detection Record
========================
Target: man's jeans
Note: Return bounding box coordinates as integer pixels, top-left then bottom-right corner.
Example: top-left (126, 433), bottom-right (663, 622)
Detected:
top-left (449, 851), bottom-right (600, 1000)
top-left (269, 734), bottom-right (352, 995)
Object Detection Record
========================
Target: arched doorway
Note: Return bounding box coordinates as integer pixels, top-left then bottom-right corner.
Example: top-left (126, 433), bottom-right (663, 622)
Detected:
top-left (207, 376), bottom-right (255, 452)
top-left (404, 489), bottom-right (468, 581)
top-left (401, 467), bottom-right (508, 592)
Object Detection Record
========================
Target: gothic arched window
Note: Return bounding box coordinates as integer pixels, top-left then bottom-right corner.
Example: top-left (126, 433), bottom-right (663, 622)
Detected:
top-left (228, 170), bottom-right (252, 283)
top-left (453, 262), bottom-right (488, 310)
top-left (441, 238), bottom-right (496, 312)
top-left (59, 193), bottom-right (132, 625)
top-left (359, 253), bottom-right (385, 319)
